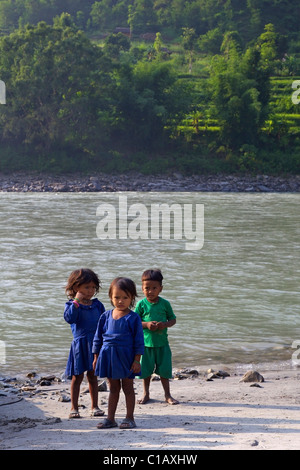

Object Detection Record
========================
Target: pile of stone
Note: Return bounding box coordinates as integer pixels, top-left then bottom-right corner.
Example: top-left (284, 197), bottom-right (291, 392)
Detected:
top-left (0, 172), bottom-right (299, 192)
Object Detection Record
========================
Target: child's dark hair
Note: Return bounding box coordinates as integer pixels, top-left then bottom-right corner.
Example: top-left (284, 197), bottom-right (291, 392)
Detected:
top-left (109, 277), bottom-right (138, 308)
top-left (65, 268), bottom-right (101, 299)
top-left (141, 268), bottom-right (163, 285)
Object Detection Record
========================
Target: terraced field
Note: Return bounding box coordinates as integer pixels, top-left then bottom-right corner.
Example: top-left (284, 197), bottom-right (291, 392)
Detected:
top-left (177, 74), bottom-right (300, 138)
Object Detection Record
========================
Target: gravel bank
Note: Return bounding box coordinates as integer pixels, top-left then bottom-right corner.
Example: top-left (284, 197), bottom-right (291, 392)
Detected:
top-left (0, 172), bottom-right (299, 193)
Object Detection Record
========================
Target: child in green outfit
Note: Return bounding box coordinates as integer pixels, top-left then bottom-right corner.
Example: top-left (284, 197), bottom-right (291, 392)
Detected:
top-left (135, 269), bottom-right (179, 405)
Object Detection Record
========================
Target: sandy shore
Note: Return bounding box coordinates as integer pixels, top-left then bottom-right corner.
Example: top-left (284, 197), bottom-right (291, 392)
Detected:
top-left (1, 366), bottom-right (300, 451)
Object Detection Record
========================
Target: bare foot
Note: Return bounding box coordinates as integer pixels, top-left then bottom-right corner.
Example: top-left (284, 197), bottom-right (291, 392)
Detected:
top-left (137, 394), bottom-right (150, 404)
top-left (165, 396), bottom-right (179, 405)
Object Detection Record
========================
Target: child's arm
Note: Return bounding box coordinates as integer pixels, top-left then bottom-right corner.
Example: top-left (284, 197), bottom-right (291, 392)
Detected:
top-left (64, 301), bottom-right (80, 324)
top-left (92, 353), bottom-right (99, 371)
top-left (131, 314), bottom-right (144, 373)
top-left (130, 354), bottom-right (142, 374)
top-left (156, 319), bottom-right (176, 330)
top-left (142, 320), bottom-right (159, 331)
top-left (92, 314), bottom-right (106, 356)
top-left (156, 299), bottom-right (176, 330)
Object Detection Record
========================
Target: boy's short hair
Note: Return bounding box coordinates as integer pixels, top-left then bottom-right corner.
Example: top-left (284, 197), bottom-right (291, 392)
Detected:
top-left (142, 269), bottom-right (163, 285)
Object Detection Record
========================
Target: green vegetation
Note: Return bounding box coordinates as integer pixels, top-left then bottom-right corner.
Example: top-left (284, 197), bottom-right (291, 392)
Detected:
top-left (0, 0), bottom-right (299, 175)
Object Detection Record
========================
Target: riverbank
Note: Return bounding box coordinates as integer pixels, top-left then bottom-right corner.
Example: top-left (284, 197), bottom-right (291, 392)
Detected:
top-left (1, 365), bottom-right (300, 450)
top-left (0, 171), bottom-right (299, 193)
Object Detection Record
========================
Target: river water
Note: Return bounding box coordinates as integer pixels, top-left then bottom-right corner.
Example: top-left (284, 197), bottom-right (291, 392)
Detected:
top-left (0, 191), bottom-right (299, 376)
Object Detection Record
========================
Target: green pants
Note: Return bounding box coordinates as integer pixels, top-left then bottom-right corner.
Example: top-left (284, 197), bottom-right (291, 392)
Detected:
top-left (138, 344), bottom-right (172, 379)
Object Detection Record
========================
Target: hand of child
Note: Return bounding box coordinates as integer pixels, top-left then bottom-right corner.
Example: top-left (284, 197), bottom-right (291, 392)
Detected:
top-left (92, 354), bottom-right (98, 371)
top-left (131, 361), bottom-right (141, 374)
top-left (74, 291), bottom-right (85, 303)
top-left (148, 321), bottom-right (158, 331)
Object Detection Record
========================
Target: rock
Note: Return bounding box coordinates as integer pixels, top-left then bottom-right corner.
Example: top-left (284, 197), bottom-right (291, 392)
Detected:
top-left (58, 394), bottom-right (71, 402)
top-left (38, 380), bottom-right (52, 386)
top-left (26, 372), bottom-right (37, 379)
top-left (42, 417), bottom-right (62, 425)
top-left (206, 373), bottom-right (218, 381)
top-left (40, 375), bottom-right (56, 382)
top-left (98, 380), bottom-right (107, 391)
top-left (174, 368), bottom-right (199, 379)
top-left (257, 184), bottom-right (271, 192)
top-left (53, 183), bottom-right (68, 192)
top-left (206, 368), bottom-right (230, 380)
top-left (21, 386), bottom-right (36, 392)
top-left (82, 380), bottom-right (107, 393)
top-left (214, 370), bottom-right (230, 378)
top-left (37, 375), bottom-right (60, 385)
top-left (187, 369), bottom-right (199, 375)
top-left (239, 370), bottom-right (264, 383)
top-left (151, 374), bottom-right (161, 381)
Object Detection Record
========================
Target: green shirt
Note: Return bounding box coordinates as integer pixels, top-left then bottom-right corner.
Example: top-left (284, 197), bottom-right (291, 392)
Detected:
top-left (135, 297), bottom-right (176, 347)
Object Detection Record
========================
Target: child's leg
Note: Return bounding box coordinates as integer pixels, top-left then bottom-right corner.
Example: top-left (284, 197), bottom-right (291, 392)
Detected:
top-left (156, 346), bottom-right (179, 404)
top-left (137, 376), bottom-right (151, 404)
top-left (121, 378), bottom-right (135, 421)
top-left (70, 373), bottom-right (84, 416)
top-left (137, 347), bottom-right (154, 404)
top-left (86, 369), bottom-right (104, 415)
top-left (119, 378), bottom-right (137, 428)
top-left (160, 377), bottom-right (179, 405)
top-left (106, 378), bottom-right (121, 422)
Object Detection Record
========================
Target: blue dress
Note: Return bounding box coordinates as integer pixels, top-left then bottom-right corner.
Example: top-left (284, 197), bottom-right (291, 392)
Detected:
top-left (92, 309), bottom-right (144, 379)
top-left (64, 298), bottom-right (105, 378)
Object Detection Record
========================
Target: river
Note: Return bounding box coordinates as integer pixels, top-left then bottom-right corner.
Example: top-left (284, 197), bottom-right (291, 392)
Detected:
top-left (0, 191), bottom-right (299, 376)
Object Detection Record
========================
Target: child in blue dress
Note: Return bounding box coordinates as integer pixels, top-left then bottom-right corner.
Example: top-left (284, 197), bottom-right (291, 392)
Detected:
top-left (64, 268), bottom-right (105, 419)
top-left (93, 277), bottom-right (144, 429)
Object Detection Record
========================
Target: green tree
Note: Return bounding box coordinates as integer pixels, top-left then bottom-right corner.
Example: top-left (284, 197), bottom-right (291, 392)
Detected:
top-left (256, 23), bottom-right (280, 71)
top-left (130, 0), bottom-right (157, 33)
top-left (0, 16), bottom-right (114, 161)
top-left (112, 60), bottom-right (193, 149)
top-left (209, 43), bottom-right (270, 150)
top-left (198, 27), bottom-right (223, 54)
top-left (153, 32), bottom-right (163, 59)
top-left (154, 0), bottom-right (173, 27)
top-left (181, 27), bottom-right (197, 74)
top-left (0, 0), bottom-right (95, 33)
top-left (90, 0), bottom-right (112, 31)
top-left (220, 30), bottom-right (242, 57)
top-left (103, 32), bottom-right (130, 59)
top-left (90, 0), bottom-right (130, 31)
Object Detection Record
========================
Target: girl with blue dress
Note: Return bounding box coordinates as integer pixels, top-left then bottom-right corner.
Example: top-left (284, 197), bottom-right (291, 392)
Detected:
top-left (64, 268), bottom-right (105, 419)
top-left (92, 277), bottom-right (144, 429)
